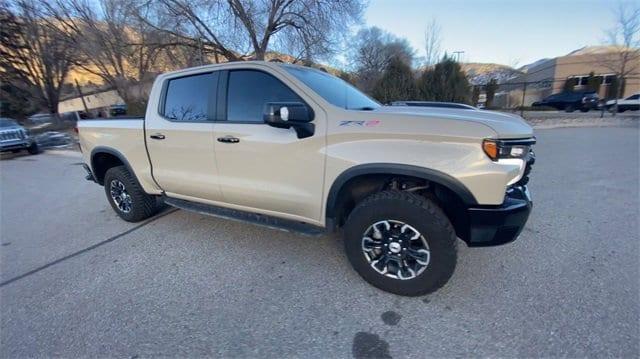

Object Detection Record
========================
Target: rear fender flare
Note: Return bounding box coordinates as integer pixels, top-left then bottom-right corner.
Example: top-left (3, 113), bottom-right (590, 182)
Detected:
top-left (90, 146), bottom-right (139, 186)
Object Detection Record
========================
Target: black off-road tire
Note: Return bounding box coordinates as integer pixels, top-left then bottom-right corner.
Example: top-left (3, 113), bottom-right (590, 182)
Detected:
top-left (27, 142), bottom-right (39, 155)
top-left (104, 165), bottom-right (160, 222)
top-left (343, 190), bottom-right (457, 296)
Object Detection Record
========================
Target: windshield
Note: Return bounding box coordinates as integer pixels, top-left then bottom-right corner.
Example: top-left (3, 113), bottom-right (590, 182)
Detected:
top-left (0, 118), bottom-right (18, 127)
top-left (283, 66), bottom-right (380, 110)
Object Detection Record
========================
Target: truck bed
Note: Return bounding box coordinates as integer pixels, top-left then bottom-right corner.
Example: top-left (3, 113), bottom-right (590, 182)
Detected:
top-left (77, 117), bottom-right (160, 194)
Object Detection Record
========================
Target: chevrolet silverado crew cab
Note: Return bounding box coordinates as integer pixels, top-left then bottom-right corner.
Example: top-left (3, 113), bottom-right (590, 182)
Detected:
top-left (79, 61), bottom-right (535, 296)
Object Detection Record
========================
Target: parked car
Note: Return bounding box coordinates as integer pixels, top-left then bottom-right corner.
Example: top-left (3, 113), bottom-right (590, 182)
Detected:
top-left (28, 113), bottom-right (56, 124)
top-left (78, 61), bottom-right (535, 296)
top-left (109, 105), bottom-right (127, 116)
top-left (605, 93), bottom-right (640, 112)
top-left (532, 91), bottom-right (599, 112)
top-left (35, 131), bottom-right (74, 149)
top-left (0, 118), bottom-right (39, 154)
top-left (391, 101), bottom-right (477, 110)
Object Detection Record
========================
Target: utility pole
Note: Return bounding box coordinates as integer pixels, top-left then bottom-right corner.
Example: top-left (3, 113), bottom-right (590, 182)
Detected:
top-left (74, 79), bottom-right (89, 114)
top-left (198, 37), bottom-right (204, 66)
top-left (452, 51), bottom-right (465, 62)
top-left (520, 81), bottom-right (527, 117)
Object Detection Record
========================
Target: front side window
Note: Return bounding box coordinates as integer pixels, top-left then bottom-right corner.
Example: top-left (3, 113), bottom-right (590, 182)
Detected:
top-left (284, 66), bottom-right (380, 110)
top-left (227, 70), bottom-right (303, 123)
top-left (163, 72), bottom-right (218, 121)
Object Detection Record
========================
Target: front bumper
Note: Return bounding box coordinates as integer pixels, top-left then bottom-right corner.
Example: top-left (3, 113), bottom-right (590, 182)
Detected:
top-left (0, 139), bottom-right (32, 152)
top-left (466, 186), bottom-right (532, 247)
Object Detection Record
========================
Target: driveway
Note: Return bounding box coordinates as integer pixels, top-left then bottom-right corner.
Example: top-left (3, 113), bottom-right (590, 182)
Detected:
top-left (1, 126), bottom-right (638, 357)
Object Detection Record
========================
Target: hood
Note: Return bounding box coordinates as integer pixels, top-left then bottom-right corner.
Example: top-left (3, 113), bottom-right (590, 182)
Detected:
top-left (374, 106), bottom-right (533, 139)
top-left (0, 125), bottom-right (24, 132)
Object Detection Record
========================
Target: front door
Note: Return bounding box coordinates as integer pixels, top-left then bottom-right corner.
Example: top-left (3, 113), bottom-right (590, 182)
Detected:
top-left (213, 69), bottom-right (326, 224)
top-left (145, 71), bottom-right (223, 201)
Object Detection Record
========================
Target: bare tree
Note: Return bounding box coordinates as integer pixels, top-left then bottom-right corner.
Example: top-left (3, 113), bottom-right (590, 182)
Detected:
top-left (0, 0), bottom-right (75, 115)
top-left (141, 0), bottom-right (364, 62)
top-left (349, 26), bottom-right (415, 93)
top-left (423, 18), bottom-right (441, 67)
top-left (44, 0), bottom-right (187, 112)
top-left (600, 1), bottom-right (640, 113)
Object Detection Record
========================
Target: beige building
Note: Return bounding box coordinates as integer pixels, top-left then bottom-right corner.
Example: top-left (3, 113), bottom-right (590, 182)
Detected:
top-left (497, 46), bottom-right (640, 107)
top-left (58, 89), bottom-right (124, 114)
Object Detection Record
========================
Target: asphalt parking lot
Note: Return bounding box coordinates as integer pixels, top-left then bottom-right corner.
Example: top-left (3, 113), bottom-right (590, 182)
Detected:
top-left (1, 125), bottom-right (638, 358)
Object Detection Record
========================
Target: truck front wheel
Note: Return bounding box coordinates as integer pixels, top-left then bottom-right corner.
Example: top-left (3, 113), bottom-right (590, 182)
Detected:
top-left (104, 165), bottom-right (160, 222)
top-left (343, 190), bottom-right (457, 296)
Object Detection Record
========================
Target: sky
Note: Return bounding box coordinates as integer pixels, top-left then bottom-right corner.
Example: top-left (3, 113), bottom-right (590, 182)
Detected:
top-left (363, 0), bottom-right (628, 67)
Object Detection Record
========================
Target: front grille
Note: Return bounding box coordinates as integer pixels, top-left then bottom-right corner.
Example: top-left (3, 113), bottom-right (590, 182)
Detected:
top-left (516, 149), bottom-right (535, 186)
top-left (0, 130), bottom-right (24, 141)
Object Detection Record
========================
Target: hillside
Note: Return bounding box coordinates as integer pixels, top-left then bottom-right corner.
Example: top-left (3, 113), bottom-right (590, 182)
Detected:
top-left (461, 63), bottom-right (522, 85)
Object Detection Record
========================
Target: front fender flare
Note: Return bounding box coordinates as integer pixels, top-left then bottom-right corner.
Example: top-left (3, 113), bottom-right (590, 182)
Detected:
top-left (325, 163), bottom-right (478, 220)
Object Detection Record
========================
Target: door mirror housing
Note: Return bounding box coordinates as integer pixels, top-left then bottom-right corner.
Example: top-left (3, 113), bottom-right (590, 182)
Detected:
top-left (263, 102), bottom-right (314, 139)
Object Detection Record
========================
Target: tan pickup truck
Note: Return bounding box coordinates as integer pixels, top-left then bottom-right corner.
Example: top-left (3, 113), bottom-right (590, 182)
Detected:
top-left (79, 61), bottom-right (535, 296)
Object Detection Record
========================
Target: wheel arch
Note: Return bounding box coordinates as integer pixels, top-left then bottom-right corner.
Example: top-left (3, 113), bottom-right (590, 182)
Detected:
top-left (90, 146), bottom-right (139, 186)
top-left (325, 163), bottom-right (478, 233)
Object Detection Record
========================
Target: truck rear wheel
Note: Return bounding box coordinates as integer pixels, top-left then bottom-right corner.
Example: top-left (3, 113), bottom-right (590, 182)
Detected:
top-left (343, 190), bottom-right (457, 296)
top-left (104, 165), bottom-right (160, 222)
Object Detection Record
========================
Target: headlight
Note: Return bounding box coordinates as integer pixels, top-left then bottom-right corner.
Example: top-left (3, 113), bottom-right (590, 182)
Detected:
top-left (483, 138), bottom-right (536, 161)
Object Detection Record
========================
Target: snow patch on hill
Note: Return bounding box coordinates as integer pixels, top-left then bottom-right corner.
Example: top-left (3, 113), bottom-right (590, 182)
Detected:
top-left (462, 63), bottom-right (522, 85)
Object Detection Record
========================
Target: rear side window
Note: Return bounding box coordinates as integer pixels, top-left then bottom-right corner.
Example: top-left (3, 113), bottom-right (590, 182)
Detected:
top-left (226, 70), bottom-right (302, 123)
top-left (163, 72), bottom-right (218, 121)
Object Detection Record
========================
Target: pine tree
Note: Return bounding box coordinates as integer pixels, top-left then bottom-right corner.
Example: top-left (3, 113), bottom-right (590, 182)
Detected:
top-left (417, 55), bottom-right (471, 103)
top-left (485, 79), bottom-right (499, 108)
top-left (471, 86), bottom-right (480, 106)
top-left (371, 56), bottom-right (417, 103)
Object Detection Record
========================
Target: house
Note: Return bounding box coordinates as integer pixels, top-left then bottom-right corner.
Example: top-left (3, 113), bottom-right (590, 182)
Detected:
top-left (495, 46), bottom-right (640, 108)
top-left (58, 89), bottom-right (125, 116)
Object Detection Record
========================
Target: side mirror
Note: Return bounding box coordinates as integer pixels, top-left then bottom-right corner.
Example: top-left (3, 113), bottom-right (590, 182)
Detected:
top-left (263, 102), bottom-right (314, 139)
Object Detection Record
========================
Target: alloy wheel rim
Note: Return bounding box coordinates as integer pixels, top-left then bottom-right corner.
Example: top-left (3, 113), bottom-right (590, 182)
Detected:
top-left (109, 179), bottom-right (132, 213)
top-left (361, 220), bottom-right (430, 280)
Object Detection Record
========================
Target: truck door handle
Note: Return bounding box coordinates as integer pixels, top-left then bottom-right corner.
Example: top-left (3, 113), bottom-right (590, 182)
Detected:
top-left (217, 136), bottom-right (240, 144)
top-left (150, 134), bottom-right (165, 140)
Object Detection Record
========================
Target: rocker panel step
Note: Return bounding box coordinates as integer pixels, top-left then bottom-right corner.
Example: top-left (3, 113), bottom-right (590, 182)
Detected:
top-left (162, 196), bottom-right (327, 237)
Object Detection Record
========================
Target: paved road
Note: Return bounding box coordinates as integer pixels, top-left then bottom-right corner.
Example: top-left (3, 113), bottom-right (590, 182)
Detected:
top-left (517, 110), bottom-right (639, 119)
top-left (1, 126), bottom-right (638, 358)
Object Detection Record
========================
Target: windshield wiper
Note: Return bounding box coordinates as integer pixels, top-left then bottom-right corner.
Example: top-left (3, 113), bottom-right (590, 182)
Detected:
top-left (352, 106), bottom-right (376, 111)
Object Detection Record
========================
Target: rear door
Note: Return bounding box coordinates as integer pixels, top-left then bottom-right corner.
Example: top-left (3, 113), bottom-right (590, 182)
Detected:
top-left (145, 71), bottom-right (223, 201)
top-left (212, 68), bottom-right (326, 224)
